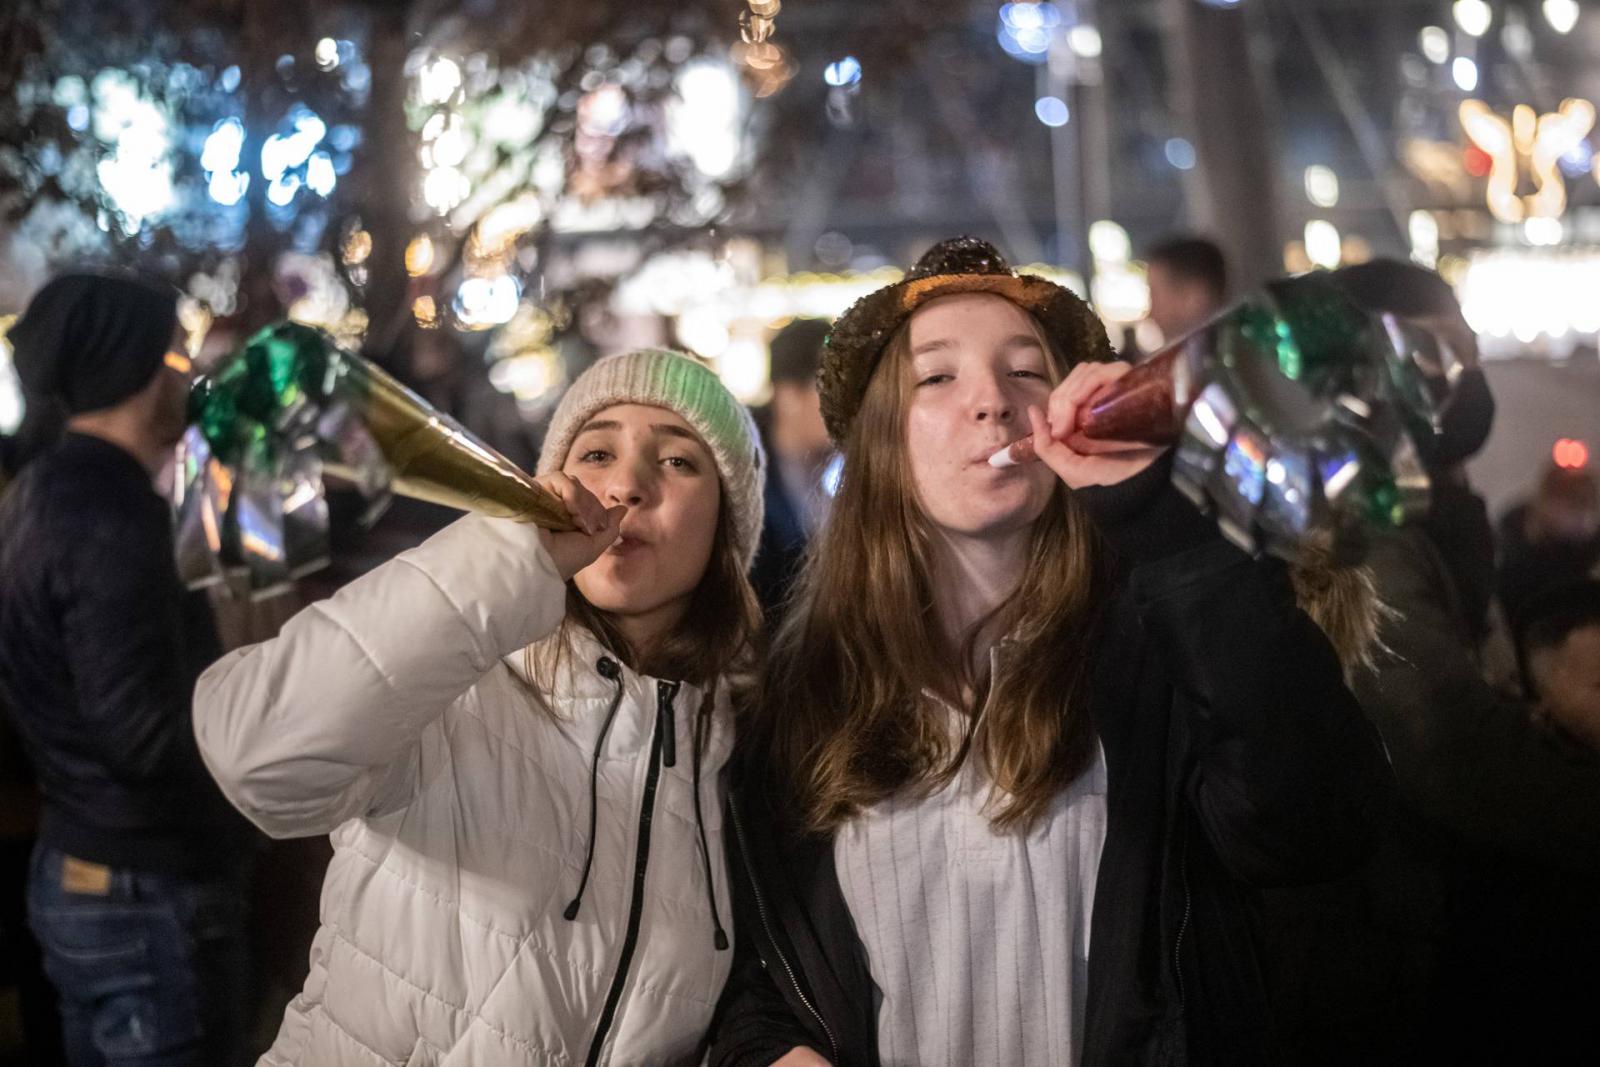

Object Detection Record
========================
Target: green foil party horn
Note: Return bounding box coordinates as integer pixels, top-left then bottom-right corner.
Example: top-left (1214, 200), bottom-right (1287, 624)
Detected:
top-left (175, 321), bottom-right (573, 595)
top-left (998, 270), bottom-right (1433, 562)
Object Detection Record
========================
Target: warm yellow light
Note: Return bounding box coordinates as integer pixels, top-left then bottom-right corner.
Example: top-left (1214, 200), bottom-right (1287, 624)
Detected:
top-left (1513, 105), bottom-right (1537, 155)
top-left (342, 229), bottom-right (373, 266)
top-left (406, 234), bottom-right (435, 277)
top-left (1088, 220), bottom-right (1132, 264)
top-left (1283, 241), bottom-right (1312, 274)
top-left (1461, 97), bottom-right (1596, 223)
top-left (412, 295), bottom-right (438, 327)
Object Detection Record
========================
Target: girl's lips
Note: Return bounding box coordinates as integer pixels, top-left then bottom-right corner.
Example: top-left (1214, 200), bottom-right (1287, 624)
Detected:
top-left (607, 535), bottom-right (648, 555)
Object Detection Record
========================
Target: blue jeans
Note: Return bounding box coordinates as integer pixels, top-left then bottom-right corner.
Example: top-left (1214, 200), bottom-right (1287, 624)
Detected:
top-left (26, 845), bottom-right (252, 1067)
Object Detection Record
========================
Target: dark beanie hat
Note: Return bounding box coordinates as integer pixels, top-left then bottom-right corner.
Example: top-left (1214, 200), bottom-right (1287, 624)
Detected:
top-left (8, 272), bottom-right (178, 415)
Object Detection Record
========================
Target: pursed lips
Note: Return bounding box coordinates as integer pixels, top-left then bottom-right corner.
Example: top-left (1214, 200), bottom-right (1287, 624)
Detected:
top-left (969, 441), bottom-right (1021, 467)
top-left (608, 528), bottom-right (651, 553)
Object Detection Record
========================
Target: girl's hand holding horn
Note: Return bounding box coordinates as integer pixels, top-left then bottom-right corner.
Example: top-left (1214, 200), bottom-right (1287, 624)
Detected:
top-left (991, 361), bottom-right (1168, 490)
top-left (533, 472), bottom-right (626, 580)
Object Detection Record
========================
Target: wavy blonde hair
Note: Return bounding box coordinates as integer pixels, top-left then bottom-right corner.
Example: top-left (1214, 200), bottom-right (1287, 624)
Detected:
top-left (757, 312), bottom-right (1110, 834)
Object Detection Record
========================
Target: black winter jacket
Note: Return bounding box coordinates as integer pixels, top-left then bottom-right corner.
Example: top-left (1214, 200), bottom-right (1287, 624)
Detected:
top-left (0, 433), bottom-right (252, 874)
top-left (709, 462), bottom-right (1393, 1067)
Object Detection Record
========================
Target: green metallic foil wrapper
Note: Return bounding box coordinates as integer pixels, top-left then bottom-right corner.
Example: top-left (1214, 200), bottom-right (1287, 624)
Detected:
top-left (175, 321), bottom-right (573, 596)
top-left (1076, 271), bottom-right (1433, 562)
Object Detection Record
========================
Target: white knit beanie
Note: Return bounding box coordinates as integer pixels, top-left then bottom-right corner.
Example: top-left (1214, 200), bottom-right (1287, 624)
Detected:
top-left (537, 349), bottom-right (766, 571)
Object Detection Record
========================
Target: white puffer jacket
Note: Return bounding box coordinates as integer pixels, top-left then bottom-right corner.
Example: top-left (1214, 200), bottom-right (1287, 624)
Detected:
top-left (194, 515), bottom-right (735, 1067)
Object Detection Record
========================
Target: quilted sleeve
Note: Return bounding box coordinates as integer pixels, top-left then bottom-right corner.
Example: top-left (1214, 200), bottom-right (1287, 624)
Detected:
top-left (193, 514), bottom-right (568, 838)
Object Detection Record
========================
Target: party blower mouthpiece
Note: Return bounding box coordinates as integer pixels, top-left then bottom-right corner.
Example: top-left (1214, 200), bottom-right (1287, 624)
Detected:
top-left (174, 321), bottom-right (574, 597)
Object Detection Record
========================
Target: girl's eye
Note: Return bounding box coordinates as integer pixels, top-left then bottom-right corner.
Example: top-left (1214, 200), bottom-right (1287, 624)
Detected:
top-left (916, 374), bottom-right (953, 387)
top-left (1010, 368), bottom-right (1048, 380)
top-left (578, 448), bottom-right (611, 463)
top-left (663, 455), bottom-right (699, 472)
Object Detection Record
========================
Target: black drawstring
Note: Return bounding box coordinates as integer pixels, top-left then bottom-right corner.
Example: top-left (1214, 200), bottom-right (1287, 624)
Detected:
top-left (659, 681), bottom-right (678, 769)
top-left (691, 687), bottom-right (729, 951)
top-left (564, 656), bottom-right (624, 922)
top-left (562, 659), bottom-right (728, 952)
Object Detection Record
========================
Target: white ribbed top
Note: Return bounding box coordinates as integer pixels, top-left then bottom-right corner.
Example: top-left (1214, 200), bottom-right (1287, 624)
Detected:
top-left (834, 731), bottom-right (1107, 1066)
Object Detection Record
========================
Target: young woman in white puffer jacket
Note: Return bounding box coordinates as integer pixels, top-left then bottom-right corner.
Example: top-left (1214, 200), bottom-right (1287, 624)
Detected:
top-left (194, 349), bottom-right (766, 1067)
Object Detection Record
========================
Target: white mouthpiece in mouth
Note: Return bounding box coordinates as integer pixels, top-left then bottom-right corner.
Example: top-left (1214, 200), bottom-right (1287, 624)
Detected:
top-left (988, 445), bottom-right (1020, 469)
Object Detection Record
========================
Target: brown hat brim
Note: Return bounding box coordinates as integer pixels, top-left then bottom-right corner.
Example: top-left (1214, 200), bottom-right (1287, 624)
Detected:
top-left (819, 269), bottom-right (1113, 446)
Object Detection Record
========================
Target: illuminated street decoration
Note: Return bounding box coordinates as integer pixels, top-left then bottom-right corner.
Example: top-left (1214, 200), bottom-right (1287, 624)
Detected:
top-left (1458, 98), bottom-right (1596, 223)
top-left (1458, 248), bottom-right (1600, 348)
top-left (736, 0), bottom-right (793, 96)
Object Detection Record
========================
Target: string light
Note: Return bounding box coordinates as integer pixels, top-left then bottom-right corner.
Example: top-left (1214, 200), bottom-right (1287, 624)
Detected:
top-left (1419, 26), bottom-right (1450, 65)
top-left (405, 234), bottom-right (436, 277)
top-left (342, 229), bottom-right (373, 266)
top-left (1165, 137), bottom-right (1197, 170)
top-left (1304, 220), bottom-right (1342, 269)
top-left (1034, 96), bottom-right (1070, 127)
top-left (1067, 25), bottom-right (1103, 58)
top-left (1544, 0), bottom-right (1581, 35)
top-left (1409, 210), bottom-right (1440, 267)
top-left (824, 56), bottom-right (862, 87)
top-left (1453, 0), bottom-right (1493, 38)
top-left (736, 0), bottom-right (791, 95)
top-left (740, 1), bottom-right (780, 48)
top-left (1304, 165), bottom-right (1340, 208)
top-left (412, 295), bottom-right (438, 328)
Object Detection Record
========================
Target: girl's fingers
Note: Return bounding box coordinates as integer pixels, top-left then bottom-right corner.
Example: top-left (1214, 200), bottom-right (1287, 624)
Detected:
top-left (1047, 362), bottom-right (1132, 440)
top-left (1047, 377), bottom-right (1081, 442)
top-left (1027, 404), bottom-right (1080, 483)
top-left (538, 473), bottom-right (606, 534)
top-left (597, 504), bottom-right (627, 539)
top-left (1030, 403), bottom-right (1168, 489)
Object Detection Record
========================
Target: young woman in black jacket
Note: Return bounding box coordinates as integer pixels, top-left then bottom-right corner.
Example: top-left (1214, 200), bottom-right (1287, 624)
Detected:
top-left (709, 239), bottom-right (1391, 1067)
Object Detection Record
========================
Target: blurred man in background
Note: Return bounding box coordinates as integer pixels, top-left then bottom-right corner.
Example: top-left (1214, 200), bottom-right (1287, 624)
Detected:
top-left (1498, 462), bottom-right (1600, 626)
top-left (1516, 579), bottom-right (1600, 758)
top-left (0, 273), bottom-right (257, 1066)
top-left (750, 317), bottom-right (834, 619)
top-left (1144, 235), bottom-right (1228, 345)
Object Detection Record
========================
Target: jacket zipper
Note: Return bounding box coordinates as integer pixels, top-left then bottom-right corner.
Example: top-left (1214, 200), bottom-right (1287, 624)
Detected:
top-left (583, 679), bottom-right (678, 1066)
top-left (729, 793), bottom-right (840, 1065)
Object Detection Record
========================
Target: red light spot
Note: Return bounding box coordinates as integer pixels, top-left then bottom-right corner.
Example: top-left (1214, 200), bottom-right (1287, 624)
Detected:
top-left (1553, 438), bottom-right (1590, 470)
top-left (1464, 145), bottom-right (1493, 178)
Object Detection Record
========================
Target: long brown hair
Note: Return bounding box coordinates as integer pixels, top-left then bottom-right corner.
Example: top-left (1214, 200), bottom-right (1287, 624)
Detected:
top-left (758, 313), bottom-right (1109, 834)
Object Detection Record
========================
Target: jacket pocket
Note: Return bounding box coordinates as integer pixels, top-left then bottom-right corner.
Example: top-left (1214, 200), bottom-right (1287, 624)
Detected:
top-left (32, 905), bottom-right (152, 967)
